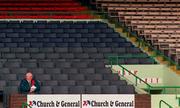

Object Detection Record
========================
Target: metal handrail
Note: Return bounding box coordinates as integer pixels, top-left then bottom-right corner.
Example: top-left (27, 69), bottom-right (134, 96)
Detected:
top-left (108, 55), bottom-right (156, 59)
top-left (109, 56), bottom-right (180, 94)
top-left (159, 100), bottom-right (173, 108)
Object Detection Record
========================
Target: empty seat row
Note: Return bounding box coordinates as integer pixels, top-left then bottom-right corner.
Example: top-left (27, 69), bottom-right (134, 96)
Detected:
top-left (4, 85), bottom-right (135, 94)
top-left (0, 53), bottom-right (105, 59)
top-left (0, 24), bottom-right (108, 29)
top-left (0, 42), bottom-right (133, 48)
top-left (0, 33), bottom-right (119, 38)
top-left (0, 38), bottom-right (125, 43)
top-left (0, 32), bottom-right (118, 37)
top-left (0, 24), bottom-right (108, 28)
top-left (0, 29), bottom-right (113, 33)
top-left (0, 68), bottom-right (112, 74)
top-left (0, 61), bottom-right (106, 68)
top-left (1, 80), bottom-right (127, 87)
top-left (0, 58), bottom-right (108, 62)
top-left (0, 58), bottom-right (154, 68)
top-left (0, 73), bottom-right (120, 81)
top-left (0, 47), bottom-right (141, 53)
top-left (0, 53), bottom-right (148, 59)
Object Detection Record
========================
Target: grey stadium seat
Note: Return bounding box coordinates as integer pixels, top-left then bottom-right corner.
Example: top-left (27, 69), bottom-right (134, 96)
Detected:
top-left (85, 86), bottom-right (101, 94)
top-left (10, 68), bottom-right (27, 74)
top-left (53, 86), bottom-right (68, 94)
top-left (93, 80), bottom-right (109, 86)
top-left (76, 80), bottom-right (92, 86)
top-left (69, 74), bottom-right (85, 80)
top-left (103, 74), bottom-right (119, 80)
top-left (0, 81), bottom-right (6, 91)
top-left (79, 68), bottom-right (95, 74)
top-left (42, 81), bottom-right (58, 86)
top-left (39, 61), bottom-right (54, 68)
top-left (102, 86), bottom-right (118, 94)
top-left (52, 74), bottom-right (68, 81)
top-left (0, 68), bottom-right (10, 74)
top-left (119, 85), bottom-right (135, 94)
top-left (85, 74), bottom-right (103, 80)
top-left (7, 81), bottom-right (20, 86)
top-left (55, 62), bottom-right (71, 68)
top-left (62, 68), bottom-right (78, 74)
top-left (0, 74), bottom-right (17, 81)
top-left (3, 86), bottom-right (19, 94)
top-left (69, 86), bottom-right (85, 94)
top-left (45, 68), bottom-right (61, 74)
top-left (59, 80), bottom-right (76, 86)
top-left (34, 74), bottom-right (51, 81)
top-left (39, 86), bottom-right (52, 94)
top-left (22, 62), bottom-right (37, 68)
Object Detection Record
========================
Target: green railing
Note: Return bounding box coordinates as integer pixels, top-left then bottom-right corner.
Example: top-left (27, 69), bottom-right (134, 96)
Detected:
top-left (21, 102), bottom-right (32, 108)
top-left (108, 54), bottom-right (156, 65)
top-left (159, 100), bottom-right (173, 108)
top-left (108, 56), bottom-right (180, 94)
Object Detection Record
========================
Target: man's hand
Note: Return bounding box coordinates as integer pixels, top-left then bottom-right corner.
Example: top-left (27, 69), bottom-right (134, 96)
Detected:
top-left (30, 86), bottom-right (36, 93)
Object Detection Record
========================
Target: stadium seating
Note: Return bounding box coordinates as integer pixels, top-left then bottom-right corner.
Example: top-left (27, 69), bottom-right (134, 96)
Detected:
top-left (0, 21), bottom-right (156, 94)
top-left (81, 0), bottom-right (180, 65)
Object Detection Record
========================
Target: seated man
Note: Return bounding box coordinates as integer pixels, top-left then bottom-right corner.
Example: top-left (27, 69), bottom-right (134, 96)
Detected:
top-left (19, 71), bottom-right (40, 94)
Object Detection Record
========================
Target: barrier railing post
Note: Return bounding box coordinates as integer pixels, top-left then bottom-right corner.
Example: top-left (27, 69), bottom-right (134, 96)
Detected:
top-left (163, 88), bottom-right (166, 94)
top-left (116, 56), bottom-right (118, 65)
top-left (108, 56), bottom-right (180, 95)
top-left (111, 60), bottom-right (112, 68)
top-left (122, 68), bottom-right (124, 77)
top-left (175, 88), bottom-right (177, 95)
top-left (148, 85), bottom-right (151, 94)
top-left (135, 77), bottom-right (138, 86)
top-left (175, 95), bottom-right (180, 107)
